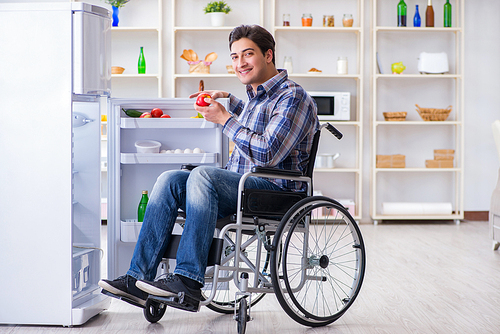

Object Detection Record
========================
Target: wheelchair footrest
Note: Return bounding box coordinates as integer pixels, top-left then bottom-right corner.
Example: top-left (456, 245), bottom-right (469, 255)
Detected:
top-left (101, 289), bottom-right (145, 309)
top-left (148, 292), bottom-right (200, 313)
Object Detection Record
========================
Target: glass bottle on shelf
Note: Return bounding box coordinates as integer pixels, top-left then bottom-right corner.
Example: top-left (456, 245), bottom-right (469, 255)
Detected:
top-left (425, 0), bottom-right (434, 27)
top-left (337, 57), bottom-right (348, 75)
top-left (323, 15), bottom-right (334, 27)
top-left (138, 190), bottom-right (148, 222)
top-left (413, 5), bottom-right (421, 27)
top-left (138, 46), bottom-right (146, 74)
top-left (283, 13), bottom-right (290, 26)
top-left (283, 56), bottom-right (293, 74)
top-left (397, 0), bottom-right (407, 27)
top-left (301, 13), bottom-right (313, 27)
top-left (342, 14), bottom-right (353, 27)
top-left (444, 0), bottom-right (452, 27)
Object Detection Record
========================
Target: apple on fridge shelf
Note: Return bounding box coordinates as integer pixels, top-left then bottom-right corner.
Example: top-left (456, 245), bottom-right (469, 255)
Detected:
top-left (151, 108), bottom-right (163, 117)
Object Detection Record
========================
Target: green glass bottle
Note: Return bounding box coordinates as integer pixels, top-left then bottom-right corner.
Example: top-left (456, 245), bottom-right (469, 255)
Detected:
top-left (138, 190), bottom-right (148, 222)
top-left (138, 47), bottom-right (146, 74)
top-left (397, 0), bottom-right (407, 27)
top-left (444, 0), bottom-right (452, 27)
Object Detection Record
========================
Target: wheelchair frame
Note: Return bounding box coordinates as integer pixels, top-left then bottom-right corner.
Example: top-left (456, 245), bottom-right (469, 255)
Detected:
top-left (135, 124), bottom-right (366, 333)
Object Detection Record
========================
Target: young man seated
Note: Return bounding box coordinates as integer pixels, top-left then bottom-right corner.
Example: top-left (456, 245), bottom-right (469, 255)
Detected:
top-left (99, 24), bottom-right (319, 306)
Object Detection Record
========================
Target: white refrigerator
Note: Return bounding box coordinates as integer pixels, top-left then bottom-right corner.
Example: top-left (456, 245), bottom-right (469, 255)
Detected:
top-left (0, 2), bottom-right (111, 325)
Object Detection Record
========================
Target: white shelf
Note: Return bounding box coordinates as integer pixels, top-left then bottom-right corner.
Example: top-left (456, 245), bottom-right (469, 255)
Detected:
top-left (120, 117), bottom-right (217, 129)
top-left (173, 73), bottom-right (362, 79)
top-left (314, 168), bottom-right (360, 173)
top-left (112, 27), bottom-right (160, 32)
top-left (375, 121), bottom-right (462, 125)
top-left (375, 74), bottom-right (462, 79)
top-left (112, 74), bottom-right (160, 78)
top-left (375, 26), bottom-right (462, 32)
top-left (173, 26), bottom-right (235, 32)
top-left (372, 213), bottom-right (462, 220)
top-left (121, 152), bottom-right (218, 165)
top-left (374, 168), bottom-right (460, 173)
top-left (174, 74), bottom-right (237, 78)
top-left (274, 26), bottom-right (362, 33)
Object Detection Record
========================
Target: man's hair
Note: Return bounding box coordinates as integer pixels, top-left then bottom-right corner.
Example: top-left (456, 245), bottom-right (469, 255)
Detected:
top-left (229, 25), bottom-right (276, 65)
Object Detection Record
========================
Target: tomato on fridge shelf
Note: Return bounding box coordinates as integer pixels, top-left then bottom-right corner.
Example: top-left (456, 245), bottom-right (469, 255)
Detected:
top-left (140, 112), bottom-right (152, 118)
top-left (160, 114), bottom-right (171, 118)
top-left (196, 93), bottom-right (211, 107)
top-left (151, 108), bottom-right (163, 117)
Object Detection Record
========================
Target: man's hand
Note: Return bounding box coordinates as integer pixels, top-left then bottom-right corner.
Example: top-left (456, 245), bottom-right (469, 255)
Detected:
top-left (190, 90), bottom-right (231, 125)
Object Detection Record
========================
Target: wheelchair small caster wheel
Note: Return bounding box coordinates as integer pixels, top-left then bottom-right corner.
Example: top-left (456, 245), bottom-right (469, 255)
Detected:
top-left (236, 298), bottom-right (248, 334)
top-left (144, 298), bottom-right (167, 323)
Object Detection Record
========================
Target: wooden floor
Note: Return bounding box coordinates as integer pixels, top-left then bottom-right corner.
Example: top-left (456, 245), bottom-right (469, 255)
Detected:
top-left (2, 221), bottom-right (500, 334)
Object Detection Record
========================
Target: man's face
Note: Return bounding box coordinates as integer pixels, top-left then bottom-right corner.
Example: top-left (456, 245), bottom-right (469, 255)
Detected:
top-left (230, 38), bottom-right (273, 90)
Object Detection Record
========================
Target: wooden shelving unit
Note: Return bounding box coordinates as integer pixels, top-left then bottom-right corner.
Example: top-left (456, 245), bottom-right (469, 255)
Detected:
top-left (370, 0), bottom-right (464, 224)
top-left (110, 0), bottom-right (163, 98)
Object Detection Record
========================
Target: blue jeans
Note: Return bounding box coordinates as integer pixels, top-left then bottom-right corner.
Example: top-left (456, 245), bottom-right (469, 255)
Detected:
top-left (127, 166), bottom-right (282, 285)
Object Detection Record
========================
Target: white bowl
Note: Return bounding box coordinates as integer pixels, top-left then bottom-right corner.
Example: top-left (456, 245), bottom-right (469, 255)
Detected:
top-left (135, 140), bottom-right (161, 153)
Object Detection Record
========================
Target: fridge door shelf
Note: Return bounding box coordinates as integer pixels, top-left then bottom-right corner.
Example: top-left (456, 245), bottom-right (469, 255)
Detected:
top-left (121, 219), bottom-right (185, 243)
top-left (72, 247), bottom-right (97, 299)
top-left (121, 220), bottom-right (142, 242)
top-left (121, 152), bottom-right (218, 164)
top-left (121, 118), bottom-right (218, 129)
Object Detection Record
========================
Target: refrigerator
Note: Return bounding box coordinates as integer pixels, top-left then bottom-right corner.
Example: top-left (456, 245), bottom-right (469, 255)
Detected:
top-left (0, 2), bottom-right (111, 325)
top-left (106, 98), bottom-right (229, 280)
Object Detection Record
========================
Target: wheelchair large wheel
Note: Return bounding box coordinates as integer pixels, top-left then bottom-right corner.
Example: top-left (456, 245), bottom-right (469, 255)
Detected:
top-left (270, 196), bottom-right (365, 327)
top-left (203, 231), bottom-right (270, 314)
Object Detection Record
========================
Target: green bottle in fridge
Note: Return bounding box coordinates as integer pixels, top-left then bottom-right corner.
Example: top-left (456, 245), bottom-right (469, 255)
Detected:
top-left (138, 190), bottom-right (148, 222)
top-left (138, 46), bottom-right (146, 74)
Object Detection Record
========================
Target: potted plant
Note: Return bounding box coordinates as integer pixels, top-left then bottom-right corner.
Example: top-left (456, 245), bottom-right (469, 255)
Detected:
top-left (104, 0), bottom-right (130, 26)
top-left (204, 1), bottom-right (231, 27)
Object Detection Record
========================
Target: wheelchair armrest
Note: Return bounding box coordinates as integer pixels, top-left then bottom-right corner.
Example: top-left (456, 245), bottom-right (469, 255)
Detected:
top-left (251, 166), bottom-right (303, 178)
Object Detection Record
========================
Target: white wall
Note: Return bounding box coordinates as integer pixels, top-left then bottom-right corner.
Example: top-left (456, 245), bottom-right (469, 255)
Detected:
top-left (5, 0), bottom-right (499, 221)
top-left (463, 0), bottom-right (500, 211)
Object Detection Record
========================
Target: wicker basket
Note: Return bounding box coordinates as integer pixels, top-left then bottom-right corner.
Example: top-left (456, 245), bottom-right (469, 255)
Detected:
top-left (416, 104), bottom-right (452, 121)
top-left (111, 66), bottom-right (125, 74)
top-left (383, 112), bottom-right (407, 121)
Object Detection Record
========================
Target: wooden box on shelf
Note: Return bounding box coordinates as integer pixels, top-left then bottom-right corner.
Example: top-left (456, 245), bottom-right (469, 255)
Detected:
top-left (383, 111), bottom-right (407, 121)
top-left (426, 160), bottom-right (454, 168)
top-left (434, 149), bottom-right (455, 160)
top-left (376, 154), bottom-right (406, 168)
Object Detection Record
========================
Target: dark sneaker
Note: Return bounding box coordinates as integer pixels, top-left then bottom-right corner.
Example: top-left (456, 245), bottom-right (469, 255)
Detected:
top-left (136, 274), bottom-right (202, 301)
top-left (98, 275), bottom-right (148, 306)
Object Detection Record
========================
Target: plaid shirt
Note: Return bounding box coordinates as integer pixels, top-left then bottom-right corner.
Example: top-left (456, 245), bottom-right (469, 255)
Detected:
top-left (222, 70), bottom-right (319, 191)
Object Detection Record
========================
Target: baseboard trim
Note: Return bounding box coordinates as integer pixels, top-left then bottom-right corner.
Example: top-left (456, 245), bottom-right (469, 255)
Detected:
top-left (464, 211), bottom-right (489, 221)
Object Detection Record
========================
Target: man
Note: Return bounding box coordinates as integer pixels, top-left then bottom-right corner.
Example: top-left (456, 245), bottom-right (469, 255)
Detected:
top-left (99, 24), bottom-right (319, 307)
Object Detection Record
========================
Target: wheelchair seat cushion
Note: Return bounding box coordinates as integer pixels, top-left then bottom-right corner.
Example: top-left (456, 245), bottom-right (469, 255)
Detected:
top-left (242, 188), bottom-right (307, 216)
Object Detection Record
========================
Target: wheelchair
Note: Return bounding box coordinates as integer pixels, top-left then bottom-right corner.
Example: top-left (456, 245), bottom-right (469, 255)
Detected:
top-left (111, 123), bottom-right (366, 334)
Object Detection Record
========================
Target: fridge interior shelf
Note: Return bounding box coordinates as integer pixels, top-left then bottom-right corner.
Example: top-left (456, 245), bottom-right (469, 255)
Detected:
top-left (121, 152), bottom-right (218, 164)
top-left (120, 117), bottom-right (217, 129)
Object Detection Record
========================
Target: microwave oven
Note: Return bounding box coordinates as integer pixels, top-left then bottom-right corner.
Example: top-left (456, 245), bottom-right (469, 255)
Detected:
top-left (308, 91), bottom-right (351, 121)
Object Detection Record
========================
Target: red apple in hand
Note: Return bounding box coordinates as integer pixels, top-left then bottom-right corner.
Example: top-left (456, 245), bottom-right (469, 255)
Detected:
top-left (196, 93), bottom-right (211, 107)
